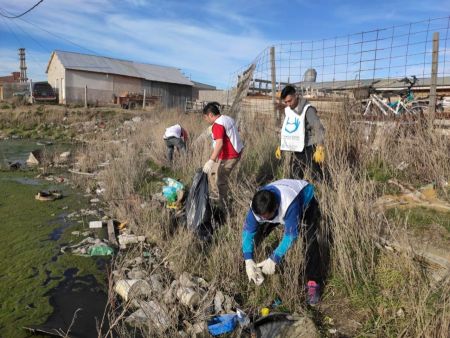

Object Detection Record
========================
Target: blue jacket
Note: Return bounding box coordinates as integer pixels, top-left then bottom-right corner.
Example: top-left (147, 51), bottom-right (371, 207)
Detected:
top-left (242, 183), bottom-right (314, 264)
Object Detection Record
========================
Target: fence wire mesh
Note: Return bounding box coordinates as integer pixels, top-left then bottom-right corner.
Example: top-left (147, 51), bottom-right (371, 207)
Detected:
top-left (228, 16), bottom-right (450, 122)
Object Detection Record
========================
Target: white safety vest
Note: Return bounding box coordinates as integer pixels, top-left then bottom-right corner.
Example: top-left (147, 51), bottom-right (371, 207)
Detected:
top-left (280, 104), bottom-right (311, 152)
top-left (164, 124), bottom-right (182, 139)
top-left (214, 115), bottom-right (244, 153)
top-left (252, 179), bottom-right (309, 224)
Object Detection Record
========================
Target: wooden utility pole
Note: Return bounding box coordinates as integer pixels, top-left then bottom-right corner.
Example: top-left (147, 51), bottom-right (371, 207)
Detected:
top-left (270, 46), bottom-right (278, 120)
top-left (429, 32), bottom-right (439, 121)
top-left (143, 89), bottom-right (146, 109)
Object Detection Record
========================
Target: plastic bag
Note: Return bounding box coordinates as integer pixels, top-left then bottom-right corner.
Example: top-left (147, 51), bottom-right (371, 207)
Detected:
top-left (162, 178), bottom-right (184, 203)
top-left (88, 245), bottom-right (114, 256)
top-left (208, 314), bottom-right (238, 336)
top-left (185, 169), bottom-right (213, 240)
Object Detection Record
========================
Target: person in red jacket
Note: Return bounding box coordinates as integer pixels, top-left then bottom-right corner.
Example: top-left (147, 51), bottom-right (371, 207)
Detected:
top-left (202, 102), bottom-right (244, 210)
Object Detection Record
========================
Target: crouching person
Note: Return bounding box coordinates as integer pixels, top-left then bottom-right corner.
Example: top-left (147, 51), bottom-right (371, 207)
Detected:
top-left (242, 179), bottom-right (326, 306)
top-left (163, 124), bottom-right (188, 164)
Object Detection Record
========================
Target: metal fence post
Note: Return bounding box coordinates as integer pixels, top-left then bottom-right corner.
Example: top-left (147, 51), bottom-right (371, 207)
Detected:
top-left (429, 32), bottom-right (439, 121)
top-left (84, 85), bottom-right (88, 108)
top-left (270, 46), bottom-right (278, 120)
top-left (29, 80), bottom-right (33, 104)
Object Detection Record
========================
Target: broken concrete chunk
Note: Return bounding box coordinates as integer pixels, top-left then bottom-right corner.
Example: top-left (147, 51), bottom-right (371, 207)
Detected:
top-left (149, 274), bottom-right (164, 294)
top-left (26, 150), bottom-right (42, 166)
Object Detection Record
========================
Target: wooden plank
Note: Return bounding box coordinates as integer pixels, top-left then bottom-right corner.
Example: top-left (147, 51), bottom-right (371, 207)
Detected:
top-left (107, 220), bottom-right (118, 247)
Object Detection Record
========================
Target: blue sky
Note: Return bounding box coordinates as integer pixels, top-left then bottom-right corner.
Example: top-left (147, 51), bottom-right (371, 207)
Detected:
top-left (0, 0), bottom-right (448, 88)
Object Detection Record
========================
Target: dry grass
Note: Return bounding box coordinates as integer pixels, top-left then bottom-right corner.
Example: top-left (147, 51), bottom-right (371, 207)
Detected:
top-left (63, 105), bottom-right (450, 337)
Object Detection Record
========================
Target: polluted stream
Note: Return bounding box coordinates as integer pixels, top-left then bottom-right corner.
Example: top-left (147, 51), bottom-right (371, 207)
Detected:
top-left (0, 139), bottom-right (109, 337)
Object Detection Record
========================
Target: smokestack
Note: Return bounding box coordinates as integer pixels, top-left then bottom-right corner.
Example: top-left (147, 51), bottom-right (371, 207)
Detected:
top-left (18, 48), bottom-right (28, 83)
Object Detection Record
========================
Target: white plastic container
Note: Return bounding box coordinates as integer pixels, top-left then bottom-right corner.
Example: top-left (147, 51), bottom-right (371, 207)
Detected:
top-left (115, 279), bottom-right (151, 302)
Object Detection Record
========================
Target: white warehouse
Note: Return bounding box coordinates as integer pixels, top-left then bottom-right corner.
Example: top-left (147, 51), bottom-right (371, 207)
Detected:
top-left (46, 50), bottom-right (193, 109)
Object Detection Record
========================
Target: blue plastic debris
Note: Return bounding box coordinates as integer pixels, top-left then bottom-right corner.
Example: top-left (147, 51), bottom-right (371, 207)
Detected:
top-left (162, 178), bottom-right (184, 203)
top-left (207, 314), bottom-right (238, 336)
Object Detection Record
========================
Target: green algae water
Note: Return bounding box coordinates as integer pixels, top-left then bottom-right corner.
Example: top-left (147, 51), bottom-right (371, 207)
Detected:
top-left (0, 140), bottom-right (108, 337)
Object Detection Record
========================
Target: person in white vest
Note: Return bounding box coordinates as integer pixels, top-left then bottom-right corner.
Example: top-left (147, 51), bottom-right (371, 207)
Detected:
top-left (202, 102), bottom-right (243, 210)
top-left (163, 124), bottom-right (188, 163)
top-left (242, 179), bottom-right (325, 306)
top-left (277, 85), bottom-right (325, 181)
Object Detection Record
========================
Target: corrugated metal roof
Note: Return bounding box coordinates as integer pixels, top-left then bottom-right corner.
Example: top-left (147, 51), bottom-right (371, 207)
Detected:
top-left (47, 50), bottom-right (193, 86)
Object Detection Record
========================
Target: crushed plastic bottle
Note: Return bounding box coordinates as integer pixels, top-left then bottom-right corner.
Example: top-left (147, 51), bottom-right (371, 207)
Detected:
top-left (236, 308), bottom-right (250, 327)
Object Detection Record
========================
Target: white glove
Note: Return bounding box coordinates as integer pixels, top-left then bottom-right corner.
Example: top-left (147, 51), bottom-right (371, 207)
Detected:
top-left (245, 259), bottom-right (264, 286)
top-left (256, 258), bottom-right (277, 275)
top-left (203, 159), bottom-right (215, 174)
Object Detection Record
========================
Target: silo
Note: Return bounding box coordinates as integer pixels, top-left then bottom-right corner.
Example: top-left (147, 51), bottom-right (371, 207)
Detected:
top-left (303, 68), bottom-right (317, 82)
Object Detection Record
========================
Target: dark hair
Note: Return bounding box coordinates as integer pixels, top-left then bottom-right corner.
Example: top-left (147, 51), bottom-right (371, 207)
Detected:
top-left (202, 101), bottom-right (221, 115)
top-left (280, 85), bottom-right (296, 99)
top-left (251, 190), bottom-right (277, 215)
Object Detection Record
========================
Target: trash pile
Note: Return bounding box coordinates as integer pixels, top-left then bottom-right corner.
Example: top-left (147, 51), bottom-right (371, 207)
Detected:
top-left (108, 235), bottom-right (320, 337)
top-left (111, 243), bottom-right (247, 336)
top-left (162, 177), bottom-right (185, 209)
top-left (61, 237), bottom-right (114, 256)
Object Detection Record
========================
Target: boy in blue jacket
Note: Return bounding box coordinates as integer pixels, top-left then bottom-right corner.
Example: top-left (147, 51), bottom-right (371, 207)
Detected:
top-left (242, 179), bottom-right (324, 305)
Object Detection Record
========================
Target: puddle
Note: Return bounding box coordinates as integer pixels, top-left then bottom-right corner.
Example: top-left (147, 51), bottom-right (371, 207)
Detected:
top-left (25, 268), bottom-right (109, 337)
top-left (11, 177), bottom-right (41, 185)
top-left (0, 139), bottom-right (72, 168)
top-left (48, 212), bottom-right (75, 241)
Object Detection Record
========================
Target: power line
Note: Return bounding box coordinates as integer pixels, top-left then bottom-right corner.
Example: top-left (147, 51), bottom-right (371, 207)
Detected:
top-left (0, 6), bottom-right (99, 56)
top-left (0, 15), bottom-right (48, 76)
top-left (0, 0), bottom-right (44, 19)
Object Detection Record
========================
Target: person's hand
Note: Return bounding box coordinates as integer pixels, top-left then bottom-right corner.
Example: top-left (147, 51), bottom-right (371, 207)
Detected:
top-left (275, 146), bottom-right (281, 160)
top-left (313, 145), bottom-right (325, 164)
top-left (203, 159), bottom-right (215, 174)
top-left (256, 258), bottom-right (277, 275)
top-left (245, 259), bottom-right (264, 285)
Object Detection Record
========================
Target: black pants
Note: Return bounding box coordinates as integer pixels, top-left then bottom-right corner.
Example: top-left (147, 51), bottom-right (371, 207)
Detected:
top-left (290, 145), bottom-right (324, 182)
top-left (254, 197), bottom-right (324, 283)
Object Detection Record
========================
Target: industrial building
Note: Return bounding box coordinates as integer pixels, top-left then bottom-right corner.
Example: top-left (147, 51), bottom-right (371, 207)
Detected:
top-left (46, 50), bottom-right (194, 110)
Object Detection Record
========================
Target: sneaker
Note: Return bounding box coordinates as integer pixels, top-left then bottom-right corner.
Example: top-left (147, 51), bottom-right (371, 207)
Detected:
top-left (306, 280), bottom-right (320, 306)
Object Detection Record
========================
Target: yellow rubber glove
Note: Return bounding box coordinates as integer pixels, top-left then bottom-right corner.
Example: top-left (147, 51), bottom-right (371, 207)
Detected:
top-left (275, 146), bottom-right (281, 160)
top-left (313, 145), bottom-right (325, 164)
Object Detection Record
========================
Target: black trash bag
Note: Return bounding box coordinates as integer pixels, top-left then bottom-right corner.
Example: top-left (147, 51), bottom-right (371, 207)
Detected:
top-left (185, 169), bottom-right (213, 240)
top-left (245, 313), bottom-right (295, 338)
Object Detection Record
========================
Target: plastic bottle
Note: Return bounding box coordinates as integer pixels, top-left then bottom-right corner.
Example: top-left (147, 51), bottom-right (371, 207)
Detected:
top-left (236, 308), bottom-right (250, 326)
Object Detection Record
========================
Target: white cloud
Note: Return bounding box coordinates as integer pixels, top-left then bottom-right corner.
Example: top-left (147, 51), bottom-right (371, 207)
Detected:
top-left (0, 0), bottom-right (271, 87)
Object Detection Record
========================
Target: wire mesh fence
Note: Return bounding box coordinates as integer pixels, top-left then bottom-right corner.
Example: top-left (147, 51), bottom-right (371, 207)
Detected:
top-left (228, 16), bottom-right (450, 122)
